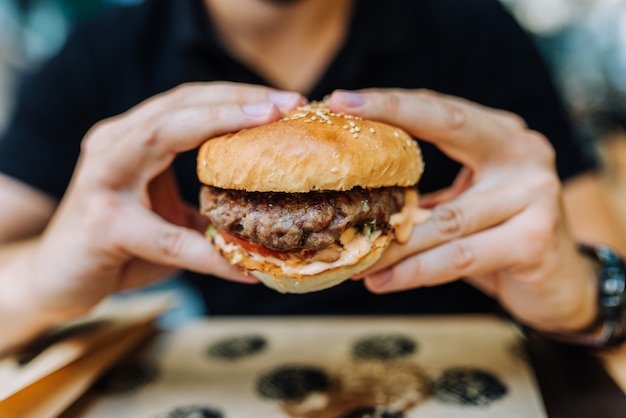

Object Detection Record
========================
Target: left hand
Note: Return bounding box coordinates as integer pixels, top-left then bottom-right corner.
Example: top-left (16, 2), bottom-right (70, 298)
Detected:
top-left (328, 88), bottom-right (597, 333)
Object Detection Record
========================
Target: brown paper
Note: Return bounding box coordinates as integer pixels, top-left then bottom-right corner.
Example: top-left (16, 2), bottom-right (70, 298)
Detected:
top-left (0, 293), bottom-right (170, 418)
top-left (0, 320), bottom-right (155, 418)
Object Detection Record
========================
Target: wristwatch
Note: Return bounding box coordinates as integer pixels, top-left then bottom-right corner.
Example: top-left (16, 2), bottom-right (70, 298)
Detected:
top-left (524, 244), bottom-right (626, 348)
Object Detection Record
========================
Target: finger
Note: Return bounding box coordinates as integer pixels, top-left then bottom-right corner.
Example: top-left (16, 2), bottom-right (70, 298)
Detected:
top-left (83, 102), bottom-right (282, 187)
top-left (132, 82), bottom-right (306, 118)
top-left (111, 207), bottom-right (256, 281)
top-left (116, 262), bottom-right (182, 291)
top-left (328, 89), bottom-right (538, 171)
top-left (363, 206), bottom-right (556, 293)
top-left (363, 180), bottom-right (528, 275)
top-left (95, 84), bottom-right (305, 147)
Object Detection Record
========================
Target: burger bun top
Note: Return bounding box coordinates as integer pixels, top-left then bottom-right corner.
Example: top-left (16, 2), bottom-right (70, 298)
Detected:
top-left (197, 102), bottom-right (424, 192)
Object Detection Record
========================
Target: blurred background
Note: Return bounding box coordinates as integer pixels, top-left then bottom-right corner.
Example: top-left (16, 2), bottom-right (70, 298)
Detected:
top-left (1, 0), bottom-right (625, 157)
top-left (0, 0), bottom-right (625, 321)
top-left (501, 0), bottom-right (626, 232)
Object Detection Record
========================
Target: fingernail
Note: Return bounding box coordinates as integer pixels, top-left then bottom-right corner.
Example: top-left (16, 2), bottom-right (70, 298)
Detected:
top-left (268, 91), bottom-right (303, 111)
top-left (242, 102), bottom-right (274, 117)
top-left (335, 91), bottom-right (366, 108)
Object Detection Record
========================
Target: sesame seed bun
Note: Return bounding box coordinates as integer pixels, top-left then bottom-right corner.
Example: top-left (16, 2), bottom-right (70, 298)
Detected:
top-left (197, 103), bottom-right (423, 193)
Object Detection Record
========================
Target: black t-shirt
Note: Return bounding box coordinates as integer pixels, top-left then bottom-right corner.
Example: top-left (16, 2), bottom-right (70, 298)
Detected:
top-left (0, 0), bottom-right (593, 316)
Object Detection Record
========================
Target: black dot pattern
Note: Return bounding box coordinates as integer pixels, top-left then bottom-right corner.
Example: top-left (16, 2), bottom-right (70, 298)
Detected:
top-left (207, 334), bottom-right (267, 361)
top-left (158, 405), bottom-right (223, 418)
top-left (351, 334), bottom-right (417, 361)
top-left (256, 365), bottom-right (332, 401)
top-left (341, 407), bottom-right (405, 418)
top-left (93, 361), bottom-right (159, 395)
top-left (432, 367), bottom-right (508, 407)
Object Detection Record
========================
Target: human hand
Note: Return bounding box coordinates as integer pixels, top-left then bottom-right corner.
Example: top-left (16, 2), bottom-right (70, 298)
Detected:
top-left (26, 82), bottom-right (305, 321)
top-left (328, 89), bottom-right (597, 332)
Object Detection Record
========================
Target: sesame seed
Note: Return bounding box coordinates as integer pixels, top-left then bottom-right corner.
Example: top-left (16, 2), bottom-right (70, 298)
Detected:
top-left (331, 167), bottom-right (338, 173)
top-left (369, 128), bottom-right (375, 133)
top-left (349, 121), bottom-right (356, 127)
top-left (349, 128), bottom-right (355, 133)
top-left (343, 125), bottom-right (349, 129)
top-left (394, 131), bottom-right (400, 137)
top-left (355, 127), bottom-right (360, 132)
top-left (311, 116), bottom-right (317, 120)
top-left (353, 133), bottom-right (359, 138)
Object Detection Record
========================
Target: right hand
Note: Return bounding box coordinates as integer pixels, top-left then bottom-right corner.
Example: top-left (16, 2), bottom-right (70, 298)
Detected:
top-left (329, 89), bottom-right (597, 333)
top-left (22, 82), bottom-right (305, 321)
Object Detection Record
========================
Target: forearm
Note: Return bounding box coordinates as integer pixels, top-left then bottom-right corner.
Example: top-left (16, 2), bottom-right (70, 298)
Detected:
top-left (0, 238), bottom-right (60, 356)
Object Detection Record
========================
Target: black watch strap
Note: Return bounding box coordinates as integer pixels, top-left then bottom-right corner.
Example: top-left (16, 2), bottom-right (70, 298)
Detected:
top-left (524, 244), bottom-right (626, 348)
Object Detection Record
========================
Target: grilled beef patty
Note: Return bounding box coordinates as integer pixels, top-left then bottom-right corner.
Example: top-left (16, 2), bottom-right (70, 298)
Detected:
top-left (200, 186), bottom-right (406, 252)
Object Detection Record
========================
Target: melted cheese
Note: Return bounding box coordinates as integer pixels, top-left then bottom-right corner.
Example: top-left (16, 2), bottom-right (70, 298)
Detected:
top-left (389, 188), bottom-right (431, 244)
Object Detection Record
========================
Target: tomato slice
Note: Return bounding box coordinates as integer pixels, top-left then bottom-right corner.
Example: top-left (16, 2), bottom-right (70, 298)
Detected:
top-left (219, 231), bottom-right (289, 260)
top-left (218, 230), bottom-right (321, 261)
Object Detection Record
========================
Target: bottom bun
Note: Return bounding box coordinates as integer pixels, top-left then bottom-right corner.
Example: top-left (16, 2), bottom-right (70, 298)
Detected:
top-left (208, 227), bottom-right (392, 294)
top-left (251, 244), bottom-right (388, 294)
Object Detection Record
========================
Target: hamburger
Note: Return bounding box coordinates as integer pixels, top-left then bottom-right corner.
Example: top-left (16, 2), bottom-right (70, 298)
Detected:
top-left (197, 102), bottom-right (426, 293)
